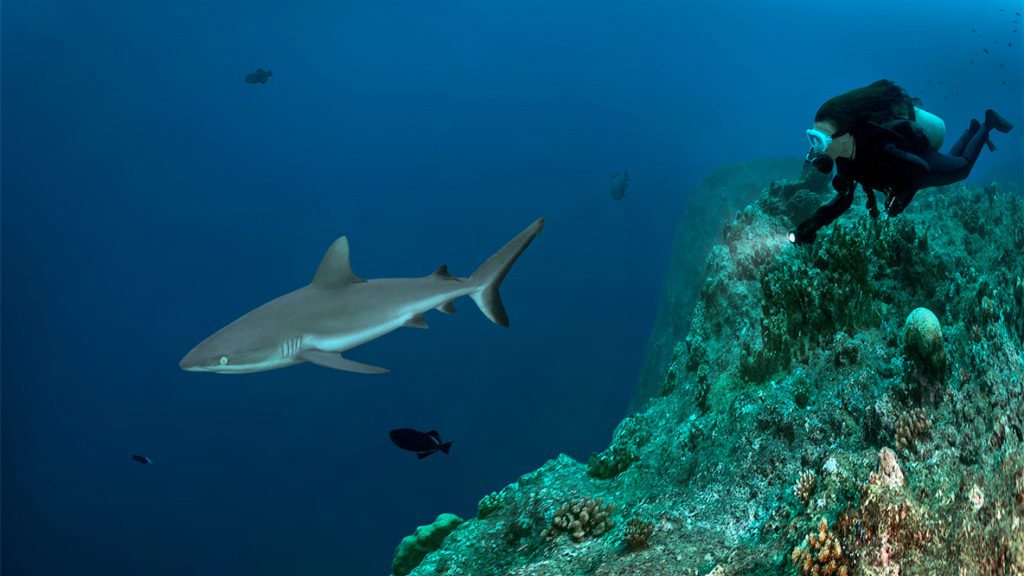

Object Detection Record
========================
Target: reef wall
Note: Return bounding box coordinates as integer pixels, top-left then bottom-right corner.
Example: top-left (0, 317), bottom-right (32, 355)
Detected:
top-left (396, 169), bottom-right (1024, 576)
top-left (633, 157), bottom-right (808, 408)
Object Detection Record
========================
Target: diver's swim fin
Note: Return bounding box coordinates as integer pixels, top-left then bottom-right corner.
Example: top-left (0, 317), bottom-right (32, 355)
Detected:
top-left (985, 109), bottom-right (1013, 133)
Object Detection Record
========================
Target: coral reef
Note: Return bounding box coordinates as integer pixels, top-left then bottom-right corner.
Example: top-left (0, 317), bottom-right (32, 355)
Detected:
top-left (791, 518), bottom-right (851, 576)
top-left (541, 497), bottom-right (615, 542)
top-left (396, 176), bottom-right (1024, 576)
top-left (391, 513), bottom-right (464, 576)
top-left (894, 408), bottom-right (933, 456)
top-left (621, 518), bottom-right (654, 552)
top-left (794, 470), bottom-right (817, 506)
top-left (902, 307), bottom-right (947, 382)
top-left (636, 157), bottom-right (808, 404)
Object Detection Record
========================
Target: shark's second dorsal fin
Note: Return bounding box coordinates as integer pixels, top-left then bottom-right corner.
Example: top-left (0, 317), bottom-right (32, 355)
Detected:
top-left (313, 236), bottom-right (365, 287)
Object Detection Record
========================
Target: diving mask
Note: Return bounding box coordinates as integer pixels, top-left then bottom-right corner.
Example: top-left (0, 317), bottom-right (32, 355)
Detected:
top-left (805, 128), bottom-right (832, 160)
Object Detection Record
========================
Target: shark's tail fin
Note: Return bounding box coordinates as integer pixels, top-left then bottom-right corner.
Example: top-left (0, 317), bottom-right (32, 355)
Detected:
top-left (468, 218), bottom-right (544, 327)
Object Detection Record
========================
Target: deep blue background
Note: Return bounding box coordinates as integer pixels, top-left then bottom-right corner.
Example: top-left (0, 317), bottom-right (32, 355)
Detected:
top-left (3, 1), bottom-right (1021, 574)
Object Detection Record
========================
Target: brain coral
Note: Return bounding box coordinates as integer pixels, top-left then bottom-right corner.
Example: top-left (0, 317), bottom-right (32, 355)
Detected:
top-left (902, 307), bottom-right (945, 374)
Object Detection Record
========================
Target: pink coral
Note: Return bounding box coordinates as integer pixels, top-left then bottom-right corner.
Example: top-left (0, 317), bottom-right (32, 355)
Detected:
top-left (870, 448), bottom-right (905, 489)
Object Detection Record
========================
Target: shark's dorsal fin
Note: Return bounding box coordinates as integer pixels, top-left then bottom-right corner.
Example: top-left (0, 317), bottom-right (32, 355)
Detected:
top-left (313, 236), bottom-right (365, 286)
top-left (431, 265), bottom-right (458, 280)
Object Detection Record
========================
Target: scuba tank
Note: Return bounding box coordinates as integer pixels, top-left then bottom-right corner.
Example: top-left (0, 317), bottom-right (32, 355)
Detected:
top-left (913, 106), bottom-right (945, 150)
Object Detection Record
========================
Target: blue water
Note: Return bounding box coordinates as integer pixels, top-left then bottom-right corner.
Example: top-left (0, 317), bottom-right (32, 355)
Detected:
top-left (3, 1), bottom-right (1021, 574)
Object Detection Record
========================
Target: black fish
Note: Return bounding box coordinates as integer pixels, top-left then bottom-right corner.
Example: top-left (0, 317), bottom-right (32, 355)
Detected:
top-left (609, 169), bottom-right (629, 201)
top-left (985, 48), bottom-right (990, 53)
top-left (132, 454), bottom-right (151, 464)
top-left (244, 68), bottom-right (273, 84)
top-left (389, 428), bottom-right (452, 459)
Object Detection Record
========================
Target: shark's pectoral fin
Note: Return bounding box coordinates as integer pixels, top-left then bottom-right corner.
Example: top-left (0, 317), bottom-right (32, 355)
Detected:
top-left (300, 350), bottom-right (388, 374)
top-left (403, 314), bottom-right (428, 329)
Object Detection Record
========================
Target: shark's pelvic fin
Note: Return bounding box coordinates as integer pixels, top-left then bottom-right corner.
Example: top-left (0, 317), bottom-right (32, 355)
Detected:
top-left (300, 350), bottom-right (388, 373)
top-left (312, 236), bottom-right (366, 287)
top-left (436, 301), bottom-right (457, 314)
top-left (468, 218), bottom-right (544, 327)
top-left (404, 314), bottom-right (429, 329)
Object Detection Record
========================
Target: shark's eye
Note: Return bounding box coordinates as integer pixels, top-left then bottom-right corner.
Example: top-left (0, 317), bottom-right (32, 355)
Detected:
top-left (219, 356), bottom-right (229, 366)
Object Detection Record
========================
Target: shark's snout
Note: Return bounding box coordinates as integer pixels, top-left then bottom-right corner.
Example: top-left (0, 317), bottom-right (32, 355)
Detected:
top-left (179, 348), bottom-right (205, 371)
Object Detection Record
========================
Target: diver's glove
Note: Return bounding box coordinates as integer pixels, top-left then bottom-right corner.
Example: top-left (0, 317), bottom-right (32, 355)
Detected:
top-left (864, 186), bottom-right (880, 218)
top-left (885, 193), bottom-right (907, 216)
top-left (790, 221), bottom-right (818, 245)
top-left (832, 173), bottom-right (855, 194)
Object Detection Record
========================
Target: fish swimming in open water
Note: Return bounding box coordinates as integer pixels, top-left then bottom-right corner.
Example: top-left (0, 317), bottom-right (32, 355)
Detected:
top-left (244, 68), bottom-right (273, 84)
top-left (132, 454), bottom-right (151, 464)
top-left (609, 169), bottom-right (629, 201)
top-left (389, 428), bottom-right (452, 459)
top-left (180, 218), bottom-right (544, 374)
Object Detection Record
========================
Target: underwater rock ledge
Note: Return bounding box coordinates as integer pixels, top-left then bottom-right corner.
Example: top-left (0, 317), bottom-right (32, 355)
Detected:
top-left (401, 174), bottom-right (1024, 576)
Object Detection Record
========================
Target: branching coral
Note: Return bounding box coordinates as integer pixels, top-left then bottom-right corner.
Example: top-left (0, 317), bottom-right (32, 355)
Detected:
top-left (895, 408), bottom-right (933, 456)
top-left (622, 517), bottom-right (654, 552)
top-left (794, 470), bottom-right (817, 506)
top-left (478, 485), bottom-right (515, 519)
top-left (541, 497), bottom-right (615, 543)
top-left (791, 518), bottom-right (851, 576)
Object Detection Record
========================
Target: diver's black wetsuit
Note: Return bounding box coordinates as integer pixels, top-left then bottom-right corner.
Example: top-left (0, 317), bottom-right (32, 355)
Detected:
top-left (793, 114), bottom-right (1001, 243)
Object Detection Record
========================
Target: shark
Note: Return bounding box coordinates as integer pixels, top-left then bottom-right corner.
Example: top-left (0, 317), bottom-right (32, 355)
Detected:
top-left (180, 218), bottom-right (544, 374)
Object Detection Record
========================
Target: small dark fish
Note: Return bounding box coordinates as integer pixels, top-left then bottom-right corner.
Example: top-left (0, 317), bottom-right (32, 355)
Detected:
top-left (985, 48), bottom-right (990, 53)
top-left (609, 169), bottom-right (629, 201)
top-left (971, 27), bottom-right (977, 32)
top-left (244, 68), bottom-right (273, 85)
top-left (939, 80), bottom-right (945, 85)
top-left (132, 454), bottom-right (151, 464)
top-left (1010, 42), bottom-right (1013, 47)
top-left (970, 58), bottom-right (974, 65)
top-left (389, 428), bottom-right (452, 459)
top-left (1001, 62), bottom-right (1005, 67)
top-left (1004, 80), bottom-right (1008, 85)
top-left (999, 7), bottom-right (1005, 11)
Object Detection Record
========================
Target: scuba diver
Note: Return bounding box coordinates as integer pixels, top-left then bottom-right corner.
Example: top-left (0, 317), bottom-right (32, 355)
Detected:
top-left (790, 79), bottom-right (1013, 245)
